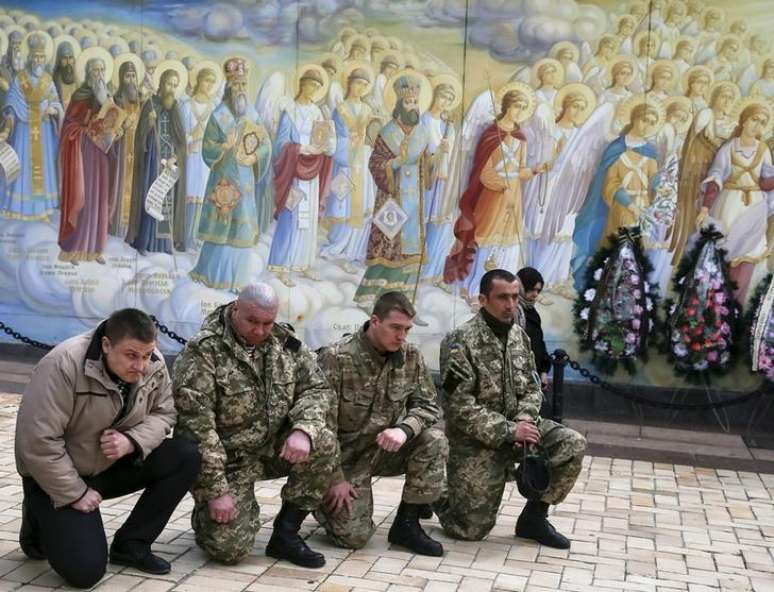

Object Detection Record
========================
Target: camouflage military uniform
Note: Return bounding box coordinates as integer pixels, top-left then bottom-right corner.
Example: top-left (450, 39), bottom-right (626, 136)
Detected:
top-left (435, 313), bottom-right (586, 541)
top-left (314, 325), bottom-right (447, 549)
top-left (173, 304), bottom-right (337, 564)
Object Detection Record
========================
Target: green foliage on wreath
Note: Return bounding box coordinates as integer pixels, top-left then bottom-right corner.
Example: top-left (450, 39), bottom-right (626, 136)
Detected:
top-left (744, 274), bottom-right (774, 381)
top-left (660, 226), bottom-right (741, 385)
top-left (573, 227), bottom-right (661, 375)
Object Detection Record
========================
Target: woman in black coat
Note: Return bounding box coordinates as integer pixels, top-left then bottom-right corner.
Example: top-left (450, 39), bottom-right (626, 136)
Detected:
top-left (517, 267), bottom-right (551, 390)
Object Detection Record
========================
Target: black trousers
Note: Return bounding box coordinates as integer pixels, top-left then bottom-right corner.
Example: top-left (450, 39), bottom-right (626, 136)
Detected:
top-left (23, 437), bottom-right (200, 589)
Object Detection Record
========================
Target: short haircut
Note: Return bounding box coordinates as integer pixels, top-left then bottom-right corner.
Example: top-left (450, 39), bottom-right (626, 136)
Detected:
top-left (104, 308), bottom-right (157, 344)
top-left (480, 269), bottom-right (517, 297)
top-left (372, 291), bottom-right (416, 320)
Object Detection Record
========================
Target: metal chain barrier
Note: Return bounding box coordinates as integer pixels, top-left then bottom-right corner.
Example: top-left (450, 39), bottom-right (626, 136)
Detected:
top-left (149, 316), bottom-right (188, 347)
top-left (0, 321), bottom-right (53, 351)
top-left (552, 350), bottom-right (771, 411)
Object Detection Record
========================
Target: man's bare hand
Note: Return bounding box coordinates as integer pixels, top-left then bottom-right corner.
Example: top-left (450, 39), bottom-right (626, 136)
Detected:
top-left (279, 429), bottom-right (311, 464)
top-left (208, 493), bottom-right (236, 524)
top-left (514, 421), bottom-right (540, 445)
top-left (376, 427), bottom-right (407, 452)
top-left (323, 481), bottom-right (359, 516)
top-left (71, 488), bottom-right (102, 513)
top-left (100, 429), bottom-right (135, 460)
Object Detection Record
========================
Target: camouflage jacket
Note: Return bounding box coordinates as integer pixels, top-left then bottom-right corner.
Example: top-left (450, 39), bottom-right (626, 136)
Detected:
top-left (317, 324), bottom-right (440, 482)
top-left (173, 304), bottom-right (332, 501)
top-left (440, 313), bottom-right (542, 449)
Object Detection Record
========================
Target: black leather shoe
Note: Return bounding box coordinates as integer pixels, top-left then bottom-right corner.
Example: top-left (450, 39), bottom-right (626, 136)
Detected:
top-left (109, 547), bottom-right (171, 575)
top-left (515, 501), bottom-right (570, 549)
top-left (19, 500), bottom-right (45, 560)
top-left (266, 503), bottom-right (325, 568)
top-left (388, 502), bottom-right (443, 557)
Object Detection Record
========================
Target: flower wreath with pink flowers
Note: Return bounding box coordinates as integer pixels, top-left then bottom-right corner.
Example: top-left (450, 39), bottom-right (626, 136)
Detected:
top-left (573, 227), bottom-right (661, 375)
top-left (747, 273), bottom-right (774, 382)
top-left (661, 226), bottom-right (741, 384)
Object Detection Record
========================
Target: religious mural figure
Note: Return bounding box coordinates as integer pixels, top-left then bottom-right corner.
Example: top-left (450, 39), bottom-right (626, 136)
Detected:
top-left (444, 83), bottom-right (540, 303)
top-left (0, 32), bottom-right (61, 221)
top-left (353, 72), bottom-right (431, 307)
top-left (319, 63), bottom-right (376, 274)
top-left (0, 30), bottom-right (24, 107)
top-left (267, 65), bottom-right (334, 287)
top-left (58, 54), bottom-right (119, 264)
top-left (109, 56), bottom-right (143, 239)
top-left (189, 58), bottom-right (272, 292)
top-left (698, 100), bottom-right (774, 304)
top-left (127, 62), bottom-right (187, 254)
top-left (52, 40), bottom-right (77, 109)
top-left (180, 62), bottom-right (219, 251)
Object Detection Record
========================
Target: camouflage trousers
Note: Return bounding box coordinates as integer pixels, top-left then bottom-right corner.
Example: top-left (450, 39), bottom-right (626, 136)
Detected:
top-left (192, 427), bottom-right (337, 564)
top-left (315, 427), bottom-right (447, 549)
top-left (436, 418), bottom-right (586, 541)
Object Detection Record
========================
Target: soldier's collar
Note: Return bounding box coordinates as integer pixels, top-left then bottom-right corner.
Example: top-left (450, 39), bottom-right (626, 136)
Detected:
top-left (359, 322), bottom-right (405, 367)
top-left (479, 308), bottom-right (513, 338)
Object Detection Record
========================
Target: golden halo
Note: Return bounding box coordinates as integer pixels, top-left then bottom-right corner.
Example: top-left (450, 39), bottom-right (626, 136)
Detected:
top-left (383, 68), bottom-right (432, 114)
top-left (99, 35), bottom-right (129, 56)
top-left (647, 59), bottom-right (678, 90)
top-left (732, 96), bottom-right (774, 137)
top-left (0, 30), bottom-right (7, 58)
top-left (345, 34), bottom-right (370, 58)
top-left (111, 52), bottom-right (145, 91)
top-left (757, 53), bottom-right (774, 75)
top-left (715, 33), bottom-right (742, 53)
top-left (634, 30), bottom-right (659, 54)
top-left (364, 27), bottom-right (379, 38)
top-left (189, 60), bottom-right (222, 97)
top-left (531, 57), bottom-right (564, 88)
top-left (674, 35), bottom-right (696, 55)
top-left (495, 81), bottom-right (537, 123)
top-left (700, 6), bottom-right (726, 27)
top-left (18, 15), bottom-right (40, 30)
top-left (606, 54), bottom-right (637, 83)
top-left (370, 34), bottom-right (389, 54)
top-left (341, 61), bottom-right (375, 96)
top-left (73, 29), bottom-right (98, 49)
top-left (682, 65), bottom-right (714, 96)
top-left (710, 80), bottom-right (741, 105)
top-left (336, 26), bottom-right (357, 41)
top-left (295, 63), bottom-right (330, 103)
top-left (554, 83), bottom-right (597, 125)
top-left (75, 46), bottom-right (114, 84)
top-left (387, 36), bottom-right (403, 51)
top-left (21, 30), bottom-right (54, 64)
top-left (153, 59), bottom-right (188, 99)
top-left (4, 24), bottom-right (25, 43)
top-left (664, 96), bottom-right (694, 134)
top-left (616, 94), bottom-right (666, 138)
top-left (319, 52), bottom-right (343, 76)
top-left (53, 34), bottom-right (81, 61)
top-left (429, 73), bottom-right (463, 111)
top-left (42, 19), bottom-right (62, 34)
top-left (0, 16), bottom-right (15, 29)
top-left (616, 14), bottom-right (637, 33)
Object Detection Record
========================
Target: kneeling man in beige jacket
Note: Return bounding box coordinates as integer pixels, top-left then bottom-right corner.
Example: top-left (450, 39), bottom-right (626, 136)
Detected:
top-left (15, 308), bottom-right (200, 588)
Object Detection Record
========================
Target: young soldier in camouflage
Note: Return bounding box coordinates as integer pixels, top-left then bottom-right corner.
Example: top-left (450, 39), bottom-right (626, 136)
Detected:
top-left (173, 283), bottom-right (337, 567)
top-left (315, 292), bottom-right (447, 556)
top-left (435, 269), bottom-right (586, 548)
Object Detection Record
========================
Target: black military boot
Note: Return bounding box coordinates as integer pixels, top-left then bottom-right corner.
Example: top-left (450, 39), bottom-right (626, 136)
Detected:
top-left (515, 501), bottom-right (570, 549)
top-left (266, 503), bottom-right (325, 568)
top-left (388, 502), bottom-right (443, 556)
top-left (19, 499), bottom-right (45, 560)
top-left (417, 504), bottom-right (433, 520)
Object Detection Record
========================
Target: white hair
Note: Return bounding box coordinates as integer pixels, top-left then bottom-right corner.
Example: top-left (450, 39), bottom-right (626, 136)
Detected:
top-left (237, 283), bottom-right (279, 309)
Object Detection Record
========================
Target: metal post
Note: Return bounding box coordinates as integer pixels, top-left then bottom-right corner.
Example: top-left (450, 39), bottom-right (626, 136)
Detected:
top-left (551, 349), bottom-right (567, 423)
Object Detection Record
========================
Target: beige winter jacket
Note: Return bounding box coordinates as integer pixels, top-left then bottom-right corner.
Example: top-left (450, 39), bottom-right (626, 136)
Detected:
top-left (15, 323), bottom-right (177, 508)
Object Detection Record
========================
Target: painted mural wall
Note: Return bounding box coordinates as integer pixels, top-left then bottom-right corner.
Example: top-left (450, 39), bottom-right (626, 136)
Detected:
top-left (0, 0), bottom-right (772, 389)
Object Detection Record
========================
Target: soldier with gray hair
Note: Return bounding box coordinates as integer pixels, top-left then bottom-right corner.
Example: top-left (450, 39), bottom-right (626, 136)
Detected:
top-left (173, 283), bottom-right (338, 567)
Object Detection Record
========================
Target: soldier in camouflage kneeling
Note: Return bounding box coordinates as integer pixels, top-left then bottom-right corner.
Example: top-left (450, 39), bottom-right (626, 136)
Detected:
top-left (315, 292), bottom-right (447, 556)
top-left (173, 283), bottom-right (337, 567)
top-left (435, 269), bottom-right (586, 548)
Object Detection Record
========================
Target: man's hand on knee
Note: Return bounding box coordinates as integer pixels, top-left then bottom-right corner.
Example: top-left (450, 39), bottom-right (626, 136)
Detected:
top-left (279, 429), bottom-right (311, 464)
top-left (208, 493), bottom-right (237, 524)
top-left (323, 480), bottom-right (359, 516)
top-left (376, 428), bottom-right (407, 452)
top-left (71, 488), bottom-right (102, 513)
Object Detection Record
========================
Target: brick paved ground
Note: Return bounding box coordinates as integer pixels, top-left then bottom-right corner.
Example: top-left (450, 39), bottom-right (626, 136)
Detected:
top-left (0, 395), bottom-right (771, 592)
